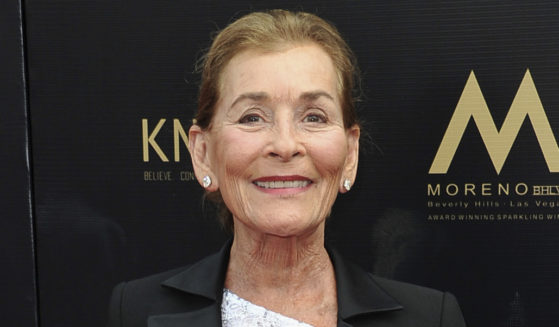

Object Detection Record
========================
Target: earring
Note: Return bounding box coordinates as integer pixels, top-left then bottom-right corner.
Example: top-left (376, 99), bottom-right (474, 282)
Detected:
top-left (343, 179), bottom-right (351, 191)
top-left (202, 175), bottom-right (212, 188)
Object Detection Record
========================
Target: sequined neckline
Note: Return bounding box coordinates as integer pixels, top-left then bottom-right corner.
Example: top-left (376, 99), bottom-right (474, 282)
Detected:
top-left (221, 288), bottom-right (314, 327)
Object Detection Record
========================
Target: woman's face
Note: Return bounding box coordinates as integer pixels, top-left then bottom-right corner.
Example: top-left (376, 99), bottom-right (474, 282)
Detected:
top-left (190, 44), bottom-right (359, 237)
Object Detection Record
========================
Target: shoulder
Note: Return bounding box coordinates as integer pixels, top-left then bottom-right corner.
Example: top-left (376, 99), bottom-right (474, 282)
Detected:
top-left (328, 246), bottom-right (465, 326)
top-left (106, 266), bottom-right (213, 327)
top-left (365, 275), bottom-right (466, 327)
top-left (327, 245), bottom-right (466, 326)
top-left (106, 244), bottom-right (230, 327)
top-left (370, 275), bottom-right (445, 306)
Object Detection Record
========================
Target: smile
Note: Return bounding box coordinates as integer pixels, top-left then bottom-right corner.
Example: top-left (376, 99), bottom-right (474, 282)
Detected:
top-left (252, 176), bottom-right (313, 193)
top-left (254, 180), bottom-right (311, 189)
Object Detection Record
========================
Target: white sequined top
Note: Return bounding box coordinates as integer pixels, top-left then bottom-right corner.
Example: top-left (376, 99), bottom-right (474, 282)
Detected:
top-left (221, 289), bottom-right (314, 327)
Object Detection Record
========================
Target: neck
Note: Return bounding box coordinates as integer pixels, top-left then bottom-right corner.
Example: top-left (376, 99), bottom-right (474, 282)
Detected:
top-left (224, 221), bottom-right (338, 327)
top-left (225, 221), bottom-right (332, 294)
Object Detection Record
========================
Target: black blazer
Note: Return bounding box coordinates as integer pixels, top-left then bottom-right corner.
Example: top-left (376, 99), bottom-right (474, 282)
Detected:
top-left (107, 242), bottom-right (466, 327)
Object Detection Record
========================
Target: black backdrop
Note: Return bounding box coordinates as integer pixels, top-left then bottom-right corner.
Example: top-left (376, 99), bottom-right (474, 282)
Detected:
top-left (3, 0), bottom-right (559, 326)
top-left (0, 0), bottom-right (37, 325)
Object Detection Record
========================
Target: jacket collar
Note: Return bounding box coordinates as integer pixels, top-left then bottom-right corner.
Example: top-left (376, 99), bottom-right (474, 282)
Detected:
top-left (161, 240), bottom-right (231, 301)
top-left (149, 240), bottom-right (402, 326)
top-left (326, 246), bottom-right (403, 320)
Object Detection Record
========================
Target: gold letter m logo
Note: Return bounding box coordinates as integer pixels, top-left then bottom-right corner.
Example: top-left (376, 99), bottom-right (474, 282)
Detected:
top-left (429, 69), bottom-right (559, 174)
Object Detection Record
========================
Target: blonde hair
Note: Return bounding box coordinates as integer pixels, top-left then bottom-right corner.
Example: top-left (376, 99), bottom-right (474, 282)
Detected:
top-left (194, 9), bottom-right (361, 230)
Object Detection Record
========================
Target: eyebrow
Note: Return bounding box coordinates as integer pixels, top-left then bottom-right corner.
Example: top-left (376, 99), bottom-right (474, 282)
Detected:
top-left (230, 90), bottom-right (334, 108)
top-left (299, 90), bottom-right (335, 102)
top-left (230, 92), bottom-right (269, 108)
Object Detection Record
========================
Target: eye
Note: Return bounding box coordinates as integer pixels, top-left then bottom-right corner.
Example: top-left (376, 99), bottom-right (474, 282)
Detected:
top-left (239, 114), bottom-right (263, 124)
top-left (303, 113), bottom-right (326, 123)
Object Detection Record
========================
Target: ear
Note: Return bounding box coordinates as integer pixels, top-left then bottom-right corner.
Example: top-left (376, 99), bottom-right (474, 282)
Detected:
top-left (188, 125), bottom-right (219, 191)
top-left (340, 124), bottom-right (360, 193)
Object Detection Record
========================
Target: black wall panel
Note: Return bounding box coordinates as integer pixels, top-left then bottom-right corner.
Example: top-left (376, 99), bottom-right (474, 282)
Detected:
top-left (0, 0), bottom-right (38, 325)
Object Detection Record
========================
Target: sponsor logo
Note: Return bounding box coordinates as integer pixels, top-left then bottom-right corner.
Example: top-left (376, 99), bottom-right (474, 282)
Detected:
top-left (429, 69), bottom-right (559, 174)
top-left (142, 118), bottom-right (189, 162)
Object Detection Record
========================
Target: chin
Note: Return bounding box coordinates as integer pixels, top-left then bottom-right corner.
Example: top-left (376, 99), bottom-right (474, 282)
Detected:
top-left (257, 217), bottom-right (321, 238)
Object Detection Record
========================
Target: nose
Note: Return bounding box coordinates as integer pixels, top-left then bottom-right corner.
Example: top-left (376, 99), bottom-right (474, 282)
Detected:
top-left (267, 118), bottom-right (305, 161)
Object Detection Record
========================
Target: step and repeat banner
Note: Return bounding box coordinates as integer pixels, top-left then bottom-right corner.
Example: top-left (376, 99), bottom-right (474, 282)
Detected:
top-left (19, 1), bottom-right (559, 326)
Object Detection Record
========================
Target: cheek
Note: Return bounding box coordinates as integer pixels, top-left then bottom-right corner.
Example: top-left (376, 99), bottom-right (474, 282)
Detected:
top-left (212, 129), bottom-right (263, 179)
top-left (306, 133), bottom-right (348, 177)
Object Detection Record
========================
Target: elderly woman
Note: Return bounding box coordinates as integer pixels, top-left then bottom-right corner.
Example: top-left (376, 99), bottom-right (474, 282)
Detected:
top-left (108, 9), bottom-right (466, 327)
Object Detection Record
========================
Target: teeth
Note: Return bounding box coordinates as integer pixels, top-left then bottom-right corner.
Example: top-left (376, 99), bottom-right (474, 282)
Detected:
top-left (254, 180), bottom-right (310, 189)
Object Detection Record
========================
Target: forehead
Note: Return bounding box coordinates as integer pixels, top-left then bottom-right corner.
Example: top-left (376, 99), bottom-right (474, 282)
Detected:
top-left (218, 44), bottom-right (339, 104)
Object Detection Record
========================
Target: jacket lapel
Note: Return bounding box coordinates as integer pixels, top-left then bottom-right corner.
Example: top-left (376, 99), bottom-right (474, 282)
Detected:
top-left (327, 246), bottom-right (403, 325)
top-left (160, 240), bottom-right (231, 300)
top-left (148, 240), bottom-right (232, 327)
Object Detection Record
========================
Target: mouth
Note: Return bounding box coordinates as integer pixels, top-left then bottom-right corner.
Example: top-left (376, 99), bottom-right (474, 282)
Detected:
top-left (252, 175), bottom-right (312, 190)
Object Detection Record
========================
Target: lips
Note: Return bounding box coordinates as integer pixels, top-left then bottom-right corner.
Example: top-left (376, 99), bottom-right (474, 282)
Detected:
top-left (253, 175), bottom-right (312, 189)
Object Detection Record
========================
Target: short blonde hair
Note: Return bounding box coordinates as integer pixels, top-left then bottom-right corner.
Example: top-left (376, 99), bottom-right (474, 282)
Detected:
top-left (195, 9), bottom-right (359, 130)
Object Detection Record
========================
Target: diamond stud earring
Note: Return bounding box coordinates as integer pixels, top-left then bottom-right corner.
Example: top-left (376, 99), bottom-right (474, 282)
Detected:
top-left (343, 179), bottom-right (351, 191)
top-left (202, 175), bottom-right (212, 188)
